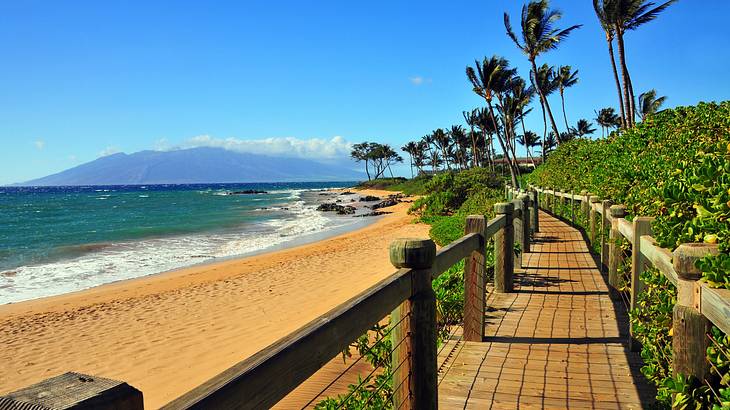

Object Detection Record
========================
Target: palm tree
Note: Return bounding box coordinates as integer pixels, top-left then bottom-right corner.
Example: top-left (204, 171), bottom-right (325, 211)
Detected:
top-left (556, 65), bottom-right (579, 131)
top-left (475, 107), bottom-right (499, 171)
top-left (401, 141), bottom-right (419, 178)
top-left (595, 107), bottom-right (620, 137)
top-left (504, 0), bottom-right (581, 144)
top-left (463, 109), bottom-right (481, 168)
top-left (543, 132), bottom-right (558, 155)
top-left (516, 131), bottom-right (540, 166)
top-left (534, 64), bottom-right (559, 156)
top-left (466, 56), bottom-right (521, 185)
top-left (593, 0), bottom-right (626, 128)
top-left (574, 119), bottom-right (597, 137)
top-left (448, 125), bottom-right (470, 170)
top-left (612, 0), bottom-right (677, 126)
top-left (431, 128), bottom-right (451, 170)
top-left (637, 89), bottom-right (667, 121)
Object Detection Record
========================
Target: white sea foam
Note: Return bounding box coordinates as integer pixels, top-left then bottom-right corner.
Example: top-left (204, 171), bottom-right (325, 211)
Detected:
top-left (0, 192), bottom-right (357, 304)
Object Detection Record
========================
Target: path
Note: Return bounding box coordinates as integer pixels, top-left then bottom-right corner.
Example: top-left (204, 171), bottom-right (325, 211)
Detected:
top-left (437, 210), bottom-right (655, 409)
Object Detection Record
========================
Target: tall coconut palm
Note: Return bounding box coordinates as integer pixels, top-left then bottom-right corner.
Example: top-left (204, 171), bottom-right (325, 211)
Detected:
top-left (504, 0), bottom-right (581, 144)
top-left (556, 65), bottom-right (579, 131)
top-left (466, 56), bottom-right (520, 185)
top-left (595, 107), bottom-right (620, 137)
top-left (475, 107), bottom-right (499, 171)
top-left (574, 119), bottom-right (597, 137)
top-left (593, 0), bottom-right (626, 128)
top-left (637, 89), bottom-right (667, 121)
top-left (534, 64), bottom-right (559, 158)
top-left (612, 0), bottom-right (677, 126)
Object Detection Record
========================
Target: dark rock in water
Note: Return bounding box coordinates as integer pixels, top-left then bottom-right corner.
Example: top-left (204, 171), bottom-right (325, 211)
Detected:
top-left (354, 211), bottom-right (392, 217)
top-left (372, 198), bottom-right (399, 210)
top-left (350, 199), bottom-right (356, 202)
top-left (339, 191), bottom-right (355, 195)
top-left (318, 192), bottom-right (331, 196)
top-left (282, 207), bottom-right (289, 210)
top-left (316, 203), bottom-right (356, 215)
top-left (359, 195), bottom-right (381, 202)
top-left (228, 190), bottom-right (268, 195)
top-left (335, 199), bottom-right (342, 203)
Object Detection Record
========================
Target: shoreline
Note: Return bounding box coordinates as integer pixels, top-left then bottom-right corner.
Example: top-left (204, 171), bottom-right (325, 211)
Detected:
top-left (0, 186), bottom-right (376, 305)
top-left (0, 188), bottom-right (430, 408)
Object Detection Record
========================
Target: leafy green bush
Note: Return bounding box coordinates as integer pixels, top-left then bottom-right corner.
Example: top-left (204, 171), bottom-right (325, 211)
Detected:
top-left (356, 175), bottom-right (431, 195)
top-left (528, 101), bottom-right (730, 408)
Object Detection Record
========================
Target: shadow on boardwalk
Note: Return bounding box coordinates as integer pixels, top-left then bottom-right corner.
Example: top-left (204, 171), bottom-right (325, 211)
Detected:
top-left (437, 211), bottom-right (656, 410)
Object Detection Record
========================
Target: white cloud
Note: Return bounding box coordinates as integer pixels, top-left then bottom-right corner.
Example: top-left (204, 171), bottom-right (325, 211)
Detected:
top-left (181, 135), bottom-right (354, 160)
top-left (98, 146), bottom-right (121, 157)
top-left (34, 140), bottom-right (45, 150)
top-left (409, 76), bottom-right (432, 86)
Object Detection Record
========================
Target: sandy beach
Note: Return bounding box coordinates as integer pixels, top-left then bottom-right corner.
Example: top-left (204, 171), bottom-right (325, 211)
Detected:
top-left (0, 189), bottom-right (430, 408)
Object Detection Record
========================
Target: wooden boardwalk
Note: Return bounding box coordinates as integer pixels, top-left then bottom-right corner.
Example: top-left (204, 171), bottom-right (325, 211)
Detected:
top-left (437, 211), bottom-right (655, 409)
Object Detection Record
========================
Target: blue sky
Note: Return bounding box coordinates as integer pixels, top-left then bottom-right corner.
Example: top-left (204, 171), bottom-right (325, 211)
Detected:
top-left (1, 0), bottom-right (728, 184)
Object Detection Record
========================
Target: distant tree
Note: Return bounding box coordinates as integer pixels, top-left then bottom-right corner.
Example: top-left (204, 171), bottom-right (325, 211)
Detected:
top-left (574, 119), bottom-right (597, 137)
top-left (401, 141), bottom-right (419, 178)
top-left (534, 64), bottom-right (559, 155)
top-left (543, 132), bottom-right (558, 155)
top-left (431, 128), bottom-right (451, 170)
top-left (463, 109), bottom-right (481, 168)
top-left (448, 125), bottom-right (470, 170)
top-left (556, 65), bottom-right (579, 131)
top-left (637, 89), bottom-right (667, 121)
top-left (350, 142), bottom-right (372, 180)
top-left (595, 107), bottom-right (621, 137)
top-left (516, 131), bottom-right (540, 166)
top-left (504, 0), bottom-right (582, 144)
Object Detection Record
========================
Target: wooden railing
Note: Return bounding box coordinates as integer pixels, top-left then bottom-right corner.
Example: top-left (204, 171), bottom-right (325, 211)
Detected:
top-left (508, 184), bottom-right (730, 385)
top-left (1, 197), bottom-right (540, 410)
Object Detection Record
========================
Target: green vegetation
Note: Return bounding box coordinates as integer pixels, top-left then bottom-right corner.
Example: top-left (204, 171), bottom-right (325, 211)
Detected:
top-left (355, 175), bottom-right (431, 196)
top-left (528, 101), bottom-right (730, 408)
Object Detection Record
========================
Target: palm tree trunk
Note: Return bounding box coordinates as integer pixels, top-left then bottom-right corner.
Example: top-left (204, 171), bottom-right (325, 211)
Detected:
top-left (530, 58), bottom-right (561, 143)
top-left (486, 102), bottom-right (518, 186)
top-left (560, 90), bottom-right (570, 132)
top-left (614, 27), bottom-right (634, 127)
top-left (606, 33), bottom-right (626, 128)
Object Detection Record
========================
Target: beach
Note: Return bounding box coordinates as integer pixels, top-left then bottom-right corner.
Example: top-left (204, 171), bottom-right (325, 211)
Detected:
top-left (0, 189), bottom-right (429, 408)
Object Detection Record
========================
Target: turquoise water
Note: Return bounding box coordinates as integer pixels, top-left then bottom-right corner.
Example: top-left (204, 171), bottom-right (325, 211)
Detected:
top-left (0, 182), bottom-right (364, 303)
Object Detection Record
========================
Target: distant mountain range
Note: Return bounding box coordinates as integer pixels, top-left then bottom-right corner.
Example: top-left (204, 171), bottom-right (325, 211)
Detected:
top-left (19, 147), bottom-right (364, 186)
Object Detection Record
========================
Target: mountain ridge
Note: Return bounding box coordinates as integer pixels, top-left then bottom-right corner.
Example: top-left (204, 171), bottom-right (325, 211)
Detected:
top-left (18, 147), bottom-right (364, 186)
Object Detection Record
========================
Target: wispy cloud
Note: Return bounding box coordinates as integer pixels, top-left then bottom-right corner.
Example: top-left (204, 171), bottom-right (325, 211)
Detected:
top-left (409, 76), bottom-right (432, 86)
top-left (179, 135), bottom-right (354, 160)
top-left (34, 140), bottom-right (45, 150)
top-left (98, 146), bottom-right (121, 157)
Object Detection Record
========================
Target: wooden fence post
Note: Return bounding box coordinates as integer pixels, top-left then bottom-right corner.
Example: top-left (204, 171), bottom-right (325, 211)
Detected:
top-left (671, 243), bottom-right (719, 383)
top-left (494, 202), bottom-right (514, 293)
top-left (512, 198), bottom-right (524, 267)
top-left (608, 204), bottom-right (626, 290)
top-left (629, 216), bottom-right (653, 351)
top-left (0, 372), bottom-right (144, 410)
top-left (463, 216), bottom-right (486, 342)
top-left (519, 194), bottom-right (530, 253)
top-left (600, 200), bottom-right (613, 273)
top-left (580, 190), bottom-right (588, 225)
top-left (589, 196), bottom-right (600, 246)
top-left (530, 189), bottom-right (539, 233)
top-left (390, 238), bottom-right (438, 410)
top-left (570, 190), bottom-right (576, 226)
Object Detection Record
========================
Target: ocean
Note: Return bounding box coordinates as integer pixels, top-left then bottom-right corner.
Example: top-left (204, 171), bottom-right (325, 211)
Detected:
top-left (0, 182), bottom-right (374, 304)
